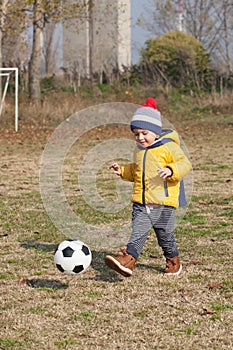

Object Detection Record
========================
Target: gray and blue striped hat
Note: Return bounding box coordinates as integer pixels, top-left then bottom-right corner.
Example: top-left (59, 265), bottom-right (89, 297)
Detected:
top-left (130, 97), bottom-right (162, 135)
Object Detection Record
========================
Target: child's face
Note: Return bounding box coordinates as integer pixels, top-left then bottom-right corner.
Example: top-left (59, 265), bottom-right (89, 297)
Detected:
top-left (132, 128), bottom-right (159, 148)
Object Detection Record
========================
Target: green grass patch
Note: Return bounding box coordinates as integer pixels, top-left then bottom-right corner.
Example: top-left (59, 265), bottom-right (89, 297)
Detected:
top-left (83, 291), bottom-right (102, 299)
top-left (54, 339), bottom-right (77, 348)
top-left (0, 338), bottom-right (28, 349)
top-left (183, 213), bottom-right (207, 225)
top-left (0, 274), bottom-right (8, 280)
top-left (134, 311), bottom-right (147, 318)
top-left (73, 311), bottom-right (96, 320)
top-left (37, 287), bottom-right (58, 293)
top-left (222, 280), bottom-right (233, 290)
top-left (210, 302), bottom-right (233, 312)
top-left (218, 207), bottom-right (233, 218)
top-left (182, 327), bottom-right (199, 335)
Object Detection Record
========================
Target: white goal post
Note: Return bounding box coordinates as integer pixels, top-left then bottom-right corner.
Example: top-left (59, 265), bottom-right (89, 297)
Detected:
top-left (0, 68), bottom-right (19, 132)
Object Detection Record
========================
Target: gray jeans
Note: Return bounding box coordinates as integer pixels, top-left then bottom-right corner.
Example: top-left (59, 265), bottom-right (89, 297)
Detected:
top-left (126, 203), bottom-right (179, 260)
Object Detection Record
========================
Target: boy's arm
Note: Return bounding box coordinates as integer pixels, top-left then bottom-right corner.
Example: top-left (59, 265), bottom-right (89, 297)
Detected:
top-left (121, 163), bottom-right (136, 182)
top-left (166, 143), bottom-right (192, 181)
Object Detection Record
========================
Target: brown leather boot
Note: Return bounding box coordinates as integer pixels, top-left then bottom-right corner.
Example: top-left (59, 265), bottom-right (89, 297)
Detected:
top-left (164, 256), bottom-right (182, 275)
top-left (105, 248), bottom-right (136, 277)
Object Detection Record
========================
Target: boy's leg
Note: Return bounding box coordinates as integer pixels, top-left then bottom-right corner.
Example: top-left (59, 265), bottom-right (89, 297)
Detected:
top-left (105, 203), bottom-right (152, 276)
top-left (153, 206), bottom-right (178, 257)
top-left (152, 206), bottom-right (182, 275)
top-left (126, 203), bottom-right (158, 259)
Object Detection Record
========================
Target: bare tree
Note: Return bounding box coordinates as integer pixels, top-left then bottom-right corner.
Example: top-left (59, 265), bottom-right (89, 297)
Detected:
top-left (0, 0), bottom-right (8, 98)
top-left (43, 21), bottom-right (60, 76)
top-left (0, 0), bottom-right (27, 97)
top-left (0, 1), bottom-right (9, 72)
top-left (27, 0), bottom-right (86, 103)
top-left (213, 0), bottom-right (233, 75)
top-left (28, 0), bottom-right (44, 103)
top-left (63, 1), bottom-right (131, 84)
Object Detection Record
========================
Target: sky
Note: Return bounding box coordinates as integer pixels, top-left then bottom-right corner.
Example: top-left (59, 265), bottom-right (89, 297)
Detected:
top-left (131, 0), bottom-right (152, 64)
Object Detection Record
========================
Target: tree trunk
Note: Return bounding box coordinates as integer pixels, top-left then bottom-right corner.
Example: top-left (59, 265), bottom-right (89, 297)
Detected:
top-left (0, 0), bottom-right (8, 100)
top-left (88, 0), bottom-right (94, 82)
top-left (0, 30), bottom-right (3, 100)
top-left (222, 1), bottom-right (232, 75)
top-left (44, 21), bottom-right (59, 75)
top-left (29, 0), bottom-right (44, 103)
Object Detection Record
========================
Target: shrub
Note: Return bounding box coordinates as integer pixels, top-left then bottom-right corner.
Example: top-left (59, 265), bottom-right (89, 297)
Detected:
top-left (140, 31), bottom-right (212, 92)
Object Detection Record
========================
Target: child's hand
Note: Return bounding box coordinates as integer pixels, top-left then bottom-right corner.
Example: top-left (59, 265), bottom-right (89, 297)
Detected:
top-left (158, 167), bottom-right (172, 179)
top-left (110, 162), bottom-right (122, 176)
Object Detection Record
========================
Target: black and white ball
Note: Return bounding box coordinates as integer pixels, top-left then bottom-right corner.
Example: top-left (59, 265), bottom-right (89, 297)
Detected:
top-left (54, 239), bottom-right (92, 275)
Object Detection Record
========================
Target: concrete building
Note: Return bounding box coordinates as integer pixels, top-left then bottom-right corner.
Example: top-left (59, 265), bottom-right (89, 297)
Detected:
top-left (63, 0), bottom-right (131, 80)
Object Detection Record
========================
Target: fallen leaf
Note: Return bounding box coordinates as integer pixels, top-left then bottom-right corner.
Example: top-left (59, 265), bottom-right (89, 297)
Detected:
top-left (208, 283), bottom-right (223, 289)
top-left (18, 278), bottom-right (26, 284)
top-left (198, 199), bottom-right (214, 205)
top-left (188, 260), bottom-right (199, 265)
top-left (202, 308), bottom-right (216, 315)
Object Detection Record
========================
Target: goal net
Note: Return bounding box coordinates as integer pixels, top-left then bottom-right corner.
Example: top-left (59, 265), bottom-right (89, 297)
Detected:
top-left (0, 68), bottom-right (19, 132)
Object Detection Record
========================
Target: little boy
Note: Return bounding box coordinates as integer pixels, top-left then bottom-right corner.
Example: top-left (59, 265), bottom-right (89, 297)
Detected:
top-left (105, 98), bottom-right (192, 277)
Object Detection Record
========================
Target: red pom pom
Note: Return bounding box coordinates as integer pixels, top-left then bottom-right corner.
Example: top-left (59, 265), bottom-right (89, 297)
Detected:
top-left (141, 97), bottom-right (159, 110)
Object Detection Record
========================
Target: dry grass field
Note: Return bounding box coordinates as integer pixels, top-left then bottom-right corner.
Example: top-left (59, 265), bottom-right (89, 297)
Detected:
top-left (0, 91), bottom-right (232, 349)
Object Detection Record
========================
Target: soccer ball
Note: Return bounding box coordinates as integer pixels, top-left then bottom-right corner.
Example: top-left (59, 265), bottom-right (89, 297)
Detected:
top-left (54, 239), bottom-right (92, 275)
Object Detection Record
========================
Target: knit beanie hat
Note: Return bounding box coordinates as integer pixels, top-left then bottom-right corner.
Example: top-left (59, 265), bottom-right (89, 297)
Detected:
top-left (130, 97), bottom-right (162, 135)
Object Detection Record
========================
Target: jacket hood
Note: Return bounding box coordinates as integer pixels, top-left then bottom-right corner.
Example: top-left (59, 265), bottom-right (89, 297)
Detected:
top-left (160, 129), bottom-right (180, 146)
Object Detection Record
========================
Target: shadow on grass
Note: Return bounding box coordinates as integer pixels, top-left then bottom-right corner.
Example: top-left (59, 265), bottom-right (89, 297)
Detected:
top-left (23, 278), bottom-right (68, 290)
top-left (21, 241), bottom-right (58, 252)
top-left (91, 250), bottom-right (125, 283)
top-left (136, 263), bottom-right (164, 273)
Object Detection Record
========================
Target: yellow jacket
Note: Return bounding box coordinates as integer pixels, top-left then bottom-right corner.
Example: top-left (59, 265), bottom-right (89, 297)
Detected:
top-left (121, 130), bottom-right (192, 208)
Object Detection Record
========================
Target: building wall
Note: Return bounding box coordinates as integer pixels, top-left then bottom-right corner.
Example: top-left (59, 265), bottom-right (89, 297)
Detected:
top-left (117, 0), bottom-right (131, 70)
top-left (63, 0), bottom-right (131, 78)
top-left (62, 9), bottom-right (89, 77)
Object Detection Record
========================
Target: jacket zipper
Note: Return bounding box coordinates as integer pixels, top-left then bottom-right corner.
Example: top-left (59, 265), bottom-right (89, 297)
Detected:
top-left (164, 181), bottom-right (169, 197)
top-left (142, 149), bottom-right (148, 204)
top-left (142, 148), bottom-right (169, 203)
